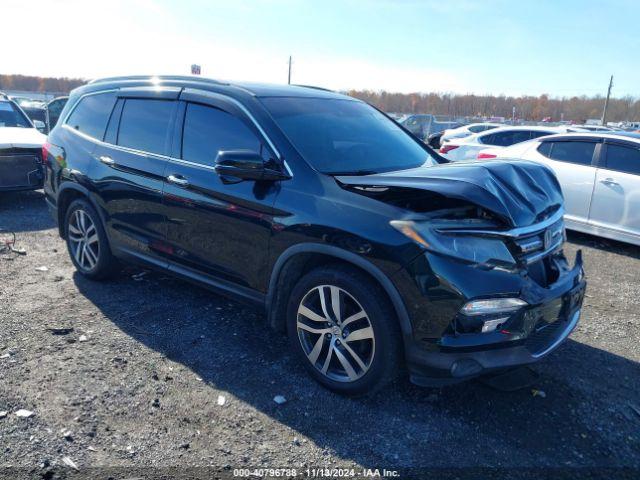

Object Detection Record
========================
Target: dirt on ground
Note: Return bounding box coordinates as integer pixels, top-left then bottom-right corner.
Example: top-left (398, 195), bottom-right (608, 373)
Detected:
top-left (1, 190), bottom-right (639, 479)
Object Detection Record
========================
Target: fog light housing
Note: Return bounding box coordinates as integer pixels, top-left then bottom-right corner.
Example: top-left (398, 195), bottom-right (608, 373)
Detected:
top-left (461, 298), bottom-right (527, 316)
top-left (481, 317), bottom-right (510, 333)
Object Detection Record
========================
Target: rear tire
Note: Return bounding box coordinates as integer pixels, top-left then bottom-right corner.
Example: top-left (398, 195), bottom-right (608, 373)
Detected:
top-left (64, 198), bottom-right (118, 280)
top-left (286, 265), bottom-right (402, 396)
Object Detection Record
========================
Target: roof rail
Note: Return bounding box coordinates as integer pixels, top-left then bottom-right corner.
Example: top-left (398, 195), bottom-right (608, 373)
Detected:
top-left (88, 75), bottom-right (227, 86)
top-left (291, 84), bottom-right (334, 92)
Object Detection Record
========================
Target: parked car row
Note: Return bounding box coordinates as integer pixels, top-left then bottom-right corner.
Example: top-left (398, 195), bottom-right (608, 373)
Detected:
top-left (0, 92), bottom-right (68, 134)
top-left (33, 75), bottom-right (587, 395)
top-left (479, 132), bottom-right (640, 247)
top-left (439, 125), bottom-right (588, 161)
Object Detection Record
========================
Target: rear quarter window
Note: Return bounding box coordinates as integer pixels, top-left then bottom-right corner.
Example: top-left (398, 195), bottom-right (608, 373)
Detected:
top-left (65, 92), bottom-right (117, 140)
top-left (537, 142), bottom-right (553, 157)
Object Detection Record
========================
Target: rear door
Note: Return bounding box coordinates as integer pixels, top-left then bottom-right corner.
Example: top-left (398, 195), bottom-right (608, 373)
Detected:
top-left (91, 87), bottom-right (179, 266)
top-left (162, 90), bottom-right (282, 294)
top-left (528, 139), bottom-right (600, 225)
top-left (588, 140), bottom-right (640, 238)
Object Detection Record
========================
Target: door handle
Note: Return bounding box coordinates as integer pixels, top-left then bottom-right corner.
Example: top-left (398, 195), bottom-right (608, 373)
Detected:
top-left (600, 178), bottom-right (619, 186)
top-left (167, 174), bottom-right (189, 187)
top-left (98, 155), bottom-right (115, 166)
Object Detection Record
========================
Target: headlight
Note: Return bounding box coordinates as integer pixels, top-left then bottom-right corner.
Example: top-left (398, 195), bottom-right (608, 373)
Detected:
top-left (390, 220), bottom-right (515, 265)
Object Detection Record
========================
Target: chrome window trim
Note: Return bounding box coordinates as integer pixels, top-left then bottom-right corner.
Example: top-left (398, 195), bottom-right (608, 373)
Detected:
top-left (63, 120), bottom-right (284, 177)
top-left (63, 123), bottom-right (175, 162)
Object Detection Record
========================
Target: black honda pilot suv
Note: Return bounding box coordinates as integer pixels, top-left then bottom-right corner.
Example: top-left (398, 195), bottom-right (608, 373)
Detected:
top-left (44, 75), bottom-right (585, 395)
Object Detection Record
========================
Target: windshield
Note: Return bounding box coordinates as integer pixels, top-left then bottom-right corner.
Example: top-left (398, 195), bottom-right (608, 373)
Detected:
top-left (0, 101), bottom-right (32, 128)
top-left (261, 97), bottom-right (437, 174)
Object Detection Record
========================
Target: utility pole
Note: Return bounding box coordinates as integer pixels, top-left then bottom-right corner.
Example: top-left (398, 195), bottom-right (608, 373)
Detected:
top-left (601, 75), bottom-right (613, 126)
top-left (288, 56), bottom-right (292, 85)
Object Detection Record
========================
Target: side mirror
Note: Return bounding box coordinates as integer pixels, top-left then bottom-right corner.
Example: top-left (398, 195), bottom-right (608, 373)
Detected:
top-left (214, 150), bottom-right (290, 182)
top-left (33, 120), bottom-right (46, 133)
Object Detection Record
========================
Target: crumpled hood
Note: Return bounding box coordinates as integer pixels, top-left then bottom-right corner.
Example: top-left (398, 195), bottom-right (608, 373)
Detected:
top-left (336, 159), bottom-right (563, 228)
top-left (0, 127), bottom-right (46, 149)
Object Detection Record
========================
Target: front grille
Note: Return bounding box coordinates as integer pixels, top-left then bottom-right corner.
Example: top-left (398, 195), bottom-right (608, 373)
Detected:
top-left (510, 218), bottom-right (565, 264)
top-left (0, 150), bottom-right (42, 189)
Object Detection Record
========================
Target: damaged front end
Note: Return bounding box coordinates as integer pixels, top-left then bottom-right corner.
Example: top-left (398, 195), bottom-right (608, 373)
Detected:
top-left (337, 159), bottom-right (586, 384)
top-left (337, 159), bottom-right (573, 276)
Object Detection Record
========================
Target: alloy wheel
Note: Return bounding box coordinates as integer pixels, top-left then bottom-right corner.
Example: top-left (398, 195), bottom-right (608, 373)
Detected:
top-left (296, 285), bottom-right (375, 382)
top-left (68, 209), bottom-right (100, 271)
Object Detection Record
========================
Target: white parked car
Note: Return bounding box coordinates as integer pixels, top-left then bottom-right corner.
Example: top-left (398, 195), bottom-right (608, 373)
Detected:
top-left (439, 126), bottom-right (584, 162)
top-left (0, 98), bottom-right (47, 192)
top-left (440, 122), bottom-right (502, 143)
top-left (479, 132), bottom-right (640, 246)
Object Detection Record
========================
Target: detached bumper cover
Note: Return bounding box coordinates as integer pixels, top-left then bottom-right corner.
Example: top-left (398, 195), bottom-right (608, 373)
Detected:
top-left (403, 251), bottom-right (585, 385)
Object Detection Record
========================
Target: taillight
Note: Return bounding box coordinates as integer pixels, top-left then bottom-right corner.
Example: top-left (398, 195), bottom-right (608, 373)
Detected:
top-left (439, 144), bottom-right (459, 154)
top-left (477, 152), bottom-right (497, 159)
top-left (42, 142), bottom-right (51, 165)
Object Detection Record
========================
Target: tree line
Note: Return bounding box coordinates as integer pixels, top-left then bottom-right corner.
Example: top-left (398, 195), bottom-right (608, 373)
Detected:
top-left (0, 74), bottom-right (86, 95)
top-left (2, 74), bottom-right (638, 123)
top-left (347, 90), bottom-right (640, 123)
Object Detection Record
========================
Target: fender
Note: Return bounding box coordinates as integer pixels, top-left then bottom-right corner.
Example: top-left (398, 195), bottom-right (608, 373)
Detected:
top-left (266, 243), bottom-right (413, 339)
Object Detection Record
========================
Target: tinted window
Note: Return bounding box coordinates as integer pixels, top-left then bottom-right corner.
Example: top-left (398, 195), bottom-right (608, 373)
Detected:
top-left (605, 143), bottom-right (640, 175)
top-left (537, 142), bottom-right (552, 157)
top-left (117, 99), bottom-right (175, 155)
top-left (0, 101), bottom-right (31, 128)
top-left (468, 125), bottom-right (485, 133)
top-left (547, 141), bottom-right (596, 165)
top-left (480, 130), bottom-right (532, 147)
top-left (262, 98), bottom-right (436, 174)
top-left (182, 103), bottom-right (262, 165)
top-left (47, 98), bottom-right (68, 129)
top-left (66, 92), bottom-right (116, 140)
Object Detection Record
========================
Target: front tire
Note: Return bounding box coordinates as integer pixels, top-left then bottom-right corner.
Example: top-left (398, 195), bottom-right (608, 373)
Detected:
top-left (287, 265), bottom-right (402, 396)
top-left (64, 199), bottom-right (118, 280)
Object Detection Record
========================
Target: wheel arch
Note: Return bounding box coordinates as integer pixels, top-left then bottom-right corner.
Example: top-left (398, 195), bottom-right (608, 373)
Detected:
top-left (266, 243), bottom-right (413, 339)
top-left (56, 183), bottom-right (105, 239)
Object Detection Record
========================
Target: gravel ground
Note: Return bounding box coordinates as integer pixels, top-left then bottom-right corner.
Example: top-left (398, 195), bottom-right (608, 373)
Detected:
top-left (1, 190), bottom-right (639, 479)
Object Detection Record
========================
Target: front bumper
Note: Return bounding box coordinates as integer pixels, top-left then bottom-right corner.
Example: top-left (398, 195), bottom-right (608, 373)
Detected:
top-left (397, 250), bottom-right (585, 386)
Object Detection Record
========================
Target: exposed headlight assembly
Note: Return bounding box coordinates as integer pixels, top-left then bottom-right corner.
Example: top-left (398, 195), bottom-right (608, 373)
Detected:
top-left (390, 220), bottom-right (515, 266)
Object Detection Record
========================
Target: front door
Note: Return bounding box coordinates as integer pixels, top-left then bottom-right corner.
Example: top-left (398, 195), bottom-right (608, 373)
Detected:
top-left (162, 91), bottom-right (282, 293)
